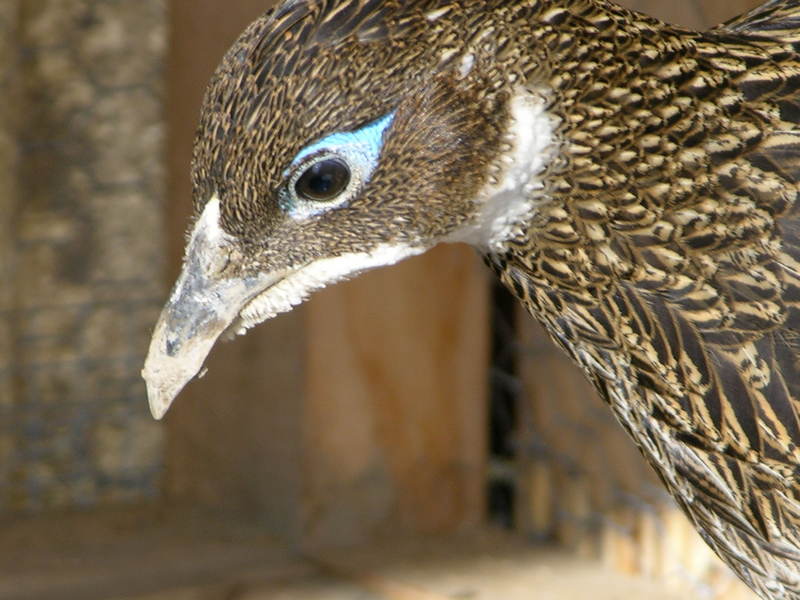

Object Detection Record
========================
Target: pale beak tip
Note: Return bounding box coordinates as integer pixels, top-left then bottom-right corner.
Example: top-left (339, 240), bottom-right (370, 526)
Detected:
top-left (142, 370), bottom-right (171, 420)
top-left (147, 393), bottom-right (169, 421)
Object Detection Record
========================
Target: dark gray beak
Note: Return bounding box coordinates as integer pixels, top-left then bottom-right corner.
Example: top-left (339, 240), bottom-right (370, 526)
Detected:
top-left (142, 198), bottom-right (278, 419)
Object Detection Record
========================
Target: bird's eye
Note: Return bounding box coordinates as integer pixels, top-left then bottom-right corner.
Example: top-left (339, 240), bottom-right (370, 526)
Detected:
top-left (294, 158), bottom-right (351, 202)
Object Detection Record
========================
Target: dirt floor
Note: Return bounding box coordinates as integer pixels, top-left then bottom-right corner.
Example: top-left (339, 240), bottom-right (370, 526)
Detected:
top-left (1, 507), bottom-right (696, 600)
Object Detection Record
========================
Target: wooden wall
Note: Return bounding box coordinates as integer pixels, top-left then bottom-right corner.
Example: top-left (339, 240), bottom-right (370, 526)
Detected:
top-left (0, 0), bottom-right (166, 513)
top-left (165, 0), bottom-right (489, 548)
top-left (0, 2), bottom-right (17, 424)
top-left (165, 0), bottom-right (308, 542)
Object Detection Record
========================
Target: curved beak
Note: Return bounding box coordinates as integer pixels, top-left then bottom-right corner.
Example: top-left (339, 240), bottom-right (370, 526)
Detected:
top-left (142, 197), bottom-right (426, 420)
top-left (142, 198), bottom-right (276, 419)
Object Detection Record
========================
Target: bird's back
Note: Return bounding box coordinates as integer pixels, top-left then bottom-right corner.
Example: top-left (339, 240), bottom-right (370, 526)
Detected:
top-left (489, 1), bottom-right (800, 597)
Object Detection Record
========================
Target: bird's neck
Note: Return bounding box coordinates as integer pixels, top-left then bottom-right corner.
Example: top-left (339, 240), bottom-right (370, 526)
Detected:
top-left (487, 3), bottom-right (783, 304)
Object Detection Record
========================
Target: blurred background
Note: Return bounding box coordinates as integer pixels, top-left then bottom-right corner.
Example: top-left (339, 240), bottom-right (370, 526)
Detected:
top-left (0, 1), bottom-right (765, 599)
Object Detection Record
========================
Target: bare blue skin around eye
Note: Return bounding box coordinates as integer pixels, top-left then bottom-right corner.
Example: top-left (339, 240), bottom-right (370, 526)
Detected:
top-left (280, 111), bottom-right (396, 219)
top-left (287, 111), bottom-right (396, 182)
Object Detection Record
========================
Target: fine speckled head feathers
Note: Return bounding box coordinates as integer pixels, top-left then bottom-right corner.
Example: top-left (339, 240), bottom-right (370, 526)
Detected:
top-left (192, 0), bottom-right (514, 247)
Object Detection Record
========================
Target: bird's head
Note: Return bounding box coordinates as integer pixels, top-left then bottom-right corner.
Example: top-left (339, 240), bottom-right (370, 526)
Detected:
top-left (143, 0), bottom-right (562, 418)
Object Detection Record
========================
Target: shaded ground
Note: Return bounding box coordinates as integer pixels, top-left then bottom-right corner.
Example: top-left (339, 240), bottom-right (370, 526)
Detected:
top-left (0, 507), bottom-right (698, 600)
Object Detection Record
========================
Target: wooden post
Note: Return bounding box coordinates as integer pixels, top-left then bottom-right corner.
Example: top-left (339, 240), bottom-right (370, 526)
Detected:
top-left (165, 0), bottom-right (490, 547)
top-left (3, 0), bottom-right (166, 511)
top-left (0, 2), bottom-right (18, 411)
top-left (165, 0), bottom-right (310, 541)
top-left (304, 246), bottom-right (488, 547)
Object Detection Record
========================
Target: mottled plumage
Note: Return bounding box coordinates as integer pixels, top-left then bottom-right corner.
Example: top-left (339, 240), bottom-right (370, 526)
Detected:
top-left (144, 1), bottom-right (800, 597)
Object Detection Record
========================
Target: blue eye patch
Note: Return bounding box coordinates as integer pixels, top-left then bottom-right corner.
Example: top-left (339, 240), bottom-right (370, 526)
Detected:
top-left (281, 111), bottom-right (396, 219)
top-left (288, 111), bottom-right (396, 174)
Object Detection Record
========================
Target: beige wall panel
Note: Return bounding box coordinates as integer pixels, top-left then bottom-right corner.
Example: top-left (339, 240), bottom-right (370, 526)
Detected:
top-left (305, 245), bottom-right (489, 547)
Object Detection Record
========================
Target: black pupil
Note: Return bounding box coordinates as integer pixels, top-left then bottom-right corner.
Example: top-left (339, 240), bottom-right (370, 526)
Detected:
top-left (295, 158), bottom-right (350, 201)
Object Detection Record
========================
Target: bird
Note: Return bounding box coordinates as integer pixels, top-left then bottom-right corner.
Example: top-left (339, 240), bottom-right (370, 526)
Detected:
top-left (142, 0), bottom-right (800, 597)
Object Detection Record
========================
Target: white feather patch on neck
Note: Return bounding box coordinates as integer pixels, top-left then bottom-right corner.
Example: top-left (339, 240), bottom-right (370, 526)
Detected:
top-left (453, 89), bottom-right (558, 252)
top-left (232, 243), bottom-right (425, 335)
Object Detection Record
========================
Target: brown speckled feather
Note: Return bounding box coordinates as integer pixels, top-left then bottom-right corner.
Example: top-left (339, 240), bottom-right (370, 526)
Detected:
top-left (722, 0), bottom-right (800, 38)
top-left (484, 2), bottom-right (800, 596)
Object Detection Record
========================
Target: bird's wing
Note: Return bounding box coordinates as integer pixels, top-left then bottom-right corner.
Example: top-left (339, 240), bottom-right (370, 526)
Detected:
top-left (609, 57), bottom-right (800, 587)
top-left (717, 0), bottom-right (800, 40)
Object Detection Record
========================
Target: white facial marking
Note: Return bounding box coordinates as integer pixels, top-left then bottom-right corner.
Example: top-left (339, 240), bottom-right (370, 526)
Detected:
top-left (233, 244), bottom-right (425, 334)
top-left (175, 196), bottom-right (231, 285)
top-left (459, 54), bottom-right (475, 78)
top-left (426, 7), bottom-right (450, 21)
top-left (193, 195), bottom-right (229, 245)
top-left (453, 89), bottom-right (559, 251)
